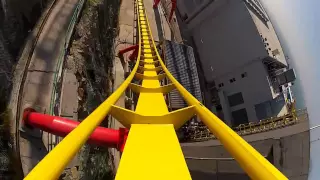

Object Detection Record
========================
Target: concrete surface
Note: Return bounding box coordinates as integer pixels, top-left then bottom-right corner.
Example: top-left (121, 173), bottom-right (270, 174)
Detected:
top-left (18, 0), bottom-right (79, 175)
top-left (60, 69), bottom-right (78, 119)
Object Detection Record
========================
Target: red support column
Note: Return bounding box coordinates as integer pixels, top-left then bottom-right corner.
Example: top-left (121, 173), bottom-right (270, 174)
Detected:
top-left (153, 0), bottom-right (160, 8)
top-left (169, 0), bottom-right (177, 22)
top-left (23, 108), bottom-right (128, 151)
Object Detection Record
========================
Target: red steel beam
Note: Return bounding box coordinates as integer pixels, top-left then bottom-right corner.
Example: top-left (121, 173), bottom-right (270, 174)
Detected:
top-left (23, 108), bottom-right (128, 151)
top-left (118, 44), bottom-right (139, 56)
top-left (169, 0), bottom-right (176, 22)
top-left (118, 45), bottom-right (139, 69)
top-left (153, 0), bottom-right (176, 22)
top-left (153, 0), bottom-right (160, 8)
top-left (129, 48), bottom-right (138, 61)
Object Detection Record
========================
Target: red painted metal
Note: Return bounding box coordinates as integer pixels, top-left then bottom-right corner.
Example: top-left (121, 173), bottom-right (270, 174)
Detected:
top-left (118, 128), bottom-right (129, 152)
top-left (153, 0), bottom-right (160, 8)
top-left (23, 109), bottom-right (128, 151)
top-left (118, 44), bottom-right (139, 56)
top-left (169, 0), bottom-right (176, 22)
top-left (118, 45), bottom-right (139, 65)
top-left (153, 0), bottom-right (176, 22)
top-left (129, 48), bottom-right (138, 61)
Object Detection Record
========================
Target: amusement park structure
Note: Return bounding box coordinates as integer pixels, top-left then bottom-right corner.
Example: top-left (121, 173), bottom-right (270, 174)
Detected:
top-left (22, 0), bottom-right (288, 179)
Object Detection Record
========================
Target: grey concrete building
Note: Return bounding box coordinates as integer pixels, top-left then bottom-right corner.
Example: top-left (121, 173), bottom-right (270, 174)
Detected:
top-left (175, 0), bottom-right (289, 127)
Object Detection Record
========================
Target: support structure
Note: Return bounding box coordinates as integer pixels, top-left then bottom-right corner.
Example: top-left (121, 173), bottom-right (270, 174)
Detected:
top-left (23, 108), bottom-right (128, 151)
top-left (169, 0), bottom-right (176, 22)
top-left (24, 0), bottom-right (288, 179)
top-left (153, 0), bottom-right (160, 8)
top-left (153, 0), bottom-right (176, 22)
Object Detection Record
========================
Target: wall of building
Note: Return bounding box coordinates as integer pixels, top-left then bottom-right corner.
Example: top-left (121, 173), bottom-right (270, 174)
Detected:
top-left (190, 0), bottom-right (268, 82)
top-left (247, 6), bottom-right (287, 66)
top-left (176, 0), bottom-right (198, 17)
top-left (217, 60), bottom-right (273, 124)
top-left (178, 0), bottom-right (228, 31)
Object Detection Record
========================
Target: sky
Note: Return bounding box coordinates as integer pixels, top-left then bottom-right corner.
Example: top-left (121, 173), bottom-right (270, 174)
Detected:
top-left (259, 0), bottom-right (320, 179)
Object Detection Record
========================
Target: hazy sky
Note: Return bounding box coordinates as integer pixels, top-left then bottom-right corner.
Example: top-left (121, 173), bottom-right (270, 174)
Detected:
top-left (260, 0), bottom-right (320, 179)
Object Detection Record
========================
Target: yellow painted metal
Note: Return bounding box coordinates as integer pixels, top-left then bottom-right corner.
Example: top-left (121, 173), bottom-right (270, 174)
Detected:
top-left (116, 124), bottom-right (191, 180)
top-left (128, 83), bottom-right (175, 93)
top-left (25, 0), bottom-right (288, 179)
top-left (115, 1), bottom-right (192, 178)
top-left (135, 72), bottom-right (166, 80)
top-left (138, 65), bottom-right (162, 72)
top-left (110, 105), bottom-right (195, 129)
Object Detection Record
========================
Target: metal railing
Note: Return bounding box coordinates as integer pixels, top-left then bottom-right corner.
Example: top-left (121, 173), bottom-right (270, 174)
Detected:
top-left (50, 0), bottom-right (86, 117)
top-left (190, 108), bottom-right (308, 141)
top-left (46, 0), bottom-right (86, 149)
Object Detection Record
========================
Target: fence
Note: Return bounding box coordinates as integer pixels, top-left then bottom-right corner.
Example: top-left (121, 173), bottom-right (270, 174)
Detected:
top-left (190, 108), bottom-right (308, 141)
top-left (47, 0), bottom-right (86, 149)
top-left (50, 0), bottom-right (86, 116)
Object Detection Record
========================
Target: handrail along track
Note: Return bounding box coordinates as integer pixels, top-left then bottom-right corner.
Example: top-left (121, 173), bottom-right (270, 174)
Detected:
top-left (25, 0), bottom-right (288, 179)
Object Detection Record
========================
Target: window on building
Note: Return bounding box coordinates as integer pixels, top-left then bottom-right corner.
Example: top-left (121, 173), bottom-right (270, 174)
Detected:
top-left (218, 83), bottom-right (224, 88)
top-left (241, 72), bottom-right (247, 78)
top-left (229, 78), bottom-right (236, 83)
top-left (231, 108), bottom-right (249, 127)
top-left (228, 92), bottom-right (244, 107)
top-left (255, 101), bottom-right (272, 120)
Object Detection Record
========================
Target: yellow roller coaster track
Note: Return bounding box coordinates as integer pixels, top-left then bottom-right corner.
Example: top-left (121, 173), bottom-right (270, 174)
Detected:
top-left (25, 0), bottom-right (288, 179)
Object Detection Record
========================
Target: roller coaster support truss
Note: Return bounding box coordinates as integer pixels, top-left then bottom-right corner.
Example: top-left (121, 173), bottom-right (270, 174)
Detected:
top-left (22, 108), bottom-right (128, 152)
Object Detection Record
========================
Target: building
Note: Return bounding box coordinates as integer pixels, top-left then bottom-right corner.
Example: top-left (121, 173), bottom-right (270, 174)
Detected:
top-left (163, 40), bottom-right (203, 110)
top-left (175, 0), bottom-right (291, 127)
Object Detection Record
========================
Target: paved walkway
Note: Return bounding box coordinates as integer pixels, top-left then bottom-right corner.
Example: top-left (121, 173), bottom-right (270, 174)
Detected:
top-left (19, 0), bottom-right (79, 175)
